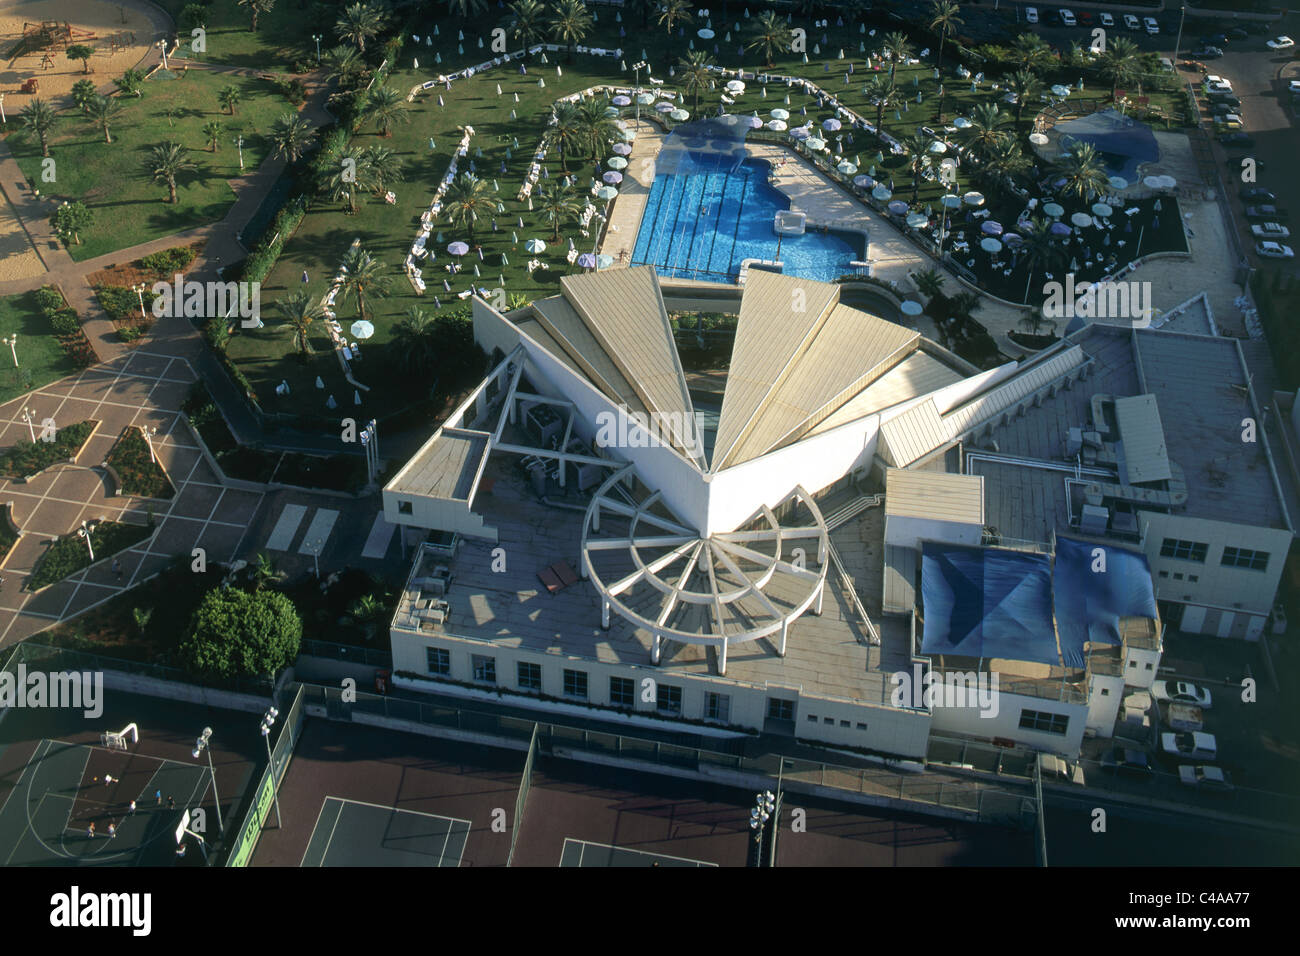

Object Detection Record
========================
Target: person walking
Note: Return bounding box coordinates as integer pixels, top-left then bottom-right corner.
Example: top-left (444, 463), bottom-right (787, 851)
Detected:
top-left (155, 789), bottom-right (162, 806)
top-left (302, 270), bottom-right (310, 284)
top-left (111, 558), bottom-right (122, 581)
top-left (167, 796), bottom-right (175, 810)
top-left (129, 799), bottom-right (137, 815)
top-left (87, 822), bottom-right (95, 838)
top-left (108, 823), bottom-right (117, 839)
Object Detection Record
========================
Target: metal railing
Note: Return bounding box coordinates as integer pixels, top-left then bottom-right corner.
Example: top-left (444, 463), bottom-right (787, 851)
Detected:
top-left (299, 639), bottom-right (393, 668)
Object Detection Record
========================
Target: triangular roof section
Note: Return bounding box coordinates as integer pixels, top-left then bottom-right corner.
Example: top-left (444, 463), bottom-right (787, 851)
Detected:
top-left (711, 271), bottom-right (841, 471)
top-left (559, 267), bottom-right (702, 467)
top-left (530, 294), bottom-right (649, 418)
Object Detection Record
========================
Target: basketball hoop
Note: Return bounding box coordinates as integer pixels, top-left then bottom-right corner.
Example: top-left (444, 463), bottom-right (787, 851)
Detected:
top-left (101, 722), bottom-right (139, 750)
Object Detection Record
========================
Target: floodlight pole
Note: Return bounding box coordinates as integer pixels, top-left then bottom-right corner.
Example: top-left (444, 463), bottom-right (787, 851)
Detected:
top-left (260, 708), bottom-right (282, 829)
top-left (1172, 6), bottom-right (1187, 67)
top-left (193, 728), bottom-right (224, 834)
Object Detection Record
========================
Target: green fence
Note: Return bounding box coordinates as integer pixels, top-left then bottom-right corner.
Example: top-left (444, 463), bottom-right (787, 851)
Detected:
top-left (225, 683), bottom-right (306, 867)
top-left (507, 724), bottom-right (538, 867)
top-left (6, 642), bottom-right (275, 697)
top-left (299, 639), bottom-right (393, 668)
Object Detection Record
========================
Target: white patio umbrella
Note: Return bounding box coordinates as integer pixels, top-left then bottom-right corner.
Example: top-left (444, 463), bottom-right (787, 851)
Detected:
top-left (872, 184), bottom-right (892, 201)
top-left (608, 156), bottom-right (628, 169)
top-left (770, 108), bottom-right (790, 120)
top-left (1107, 175), bottom-right (1128, 190)
top-left (806, 137), bottom-right (826, 150)
top-left (1042, 202), bottom-right (1065, 218)
top-left (524, 238), bottom-right (547, 253)
top-left (837, 161), bottom-right (858, 175)
top-left (350, 320), bottom-right (375, 340)
top-left (1091, 202), bottom-right (1113, 218)
top-left (1028, 132), bottom-right (1049, 146)
top-left (953, 116), bottom-right (972, 129)
top-left (962, 191), bottom-right (985, 206)
top-left (905, 211), bottom-right (928, 228)
top-left (980, 236), bottom-right (1003, 253)
top-left (900, 300), bottom-right (924, 316)
top-left (670, 108), bottom-right (690, 120)
top-left (1070, 212), bottom-right (1093, 228)
top-left (767, 119), bottom-right (788, 131)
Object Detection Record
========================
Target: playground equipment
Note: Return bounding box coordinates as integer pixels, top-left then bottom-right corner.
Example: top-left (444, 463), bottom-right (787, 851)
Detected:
top-left (6, 20), bottom-right (99, 64)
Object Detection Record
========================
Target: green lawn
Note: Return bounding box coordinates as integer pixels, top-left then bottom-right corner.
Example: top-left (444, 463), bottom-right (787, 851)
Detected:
top-left (0, 290), bottom-right (81, 403)
top-left (217, 11), bottom-right (1189, 421)
top-left (7, 69), bottom-right (293, 260)
top-left (156, 0), bottom-right (324, 72)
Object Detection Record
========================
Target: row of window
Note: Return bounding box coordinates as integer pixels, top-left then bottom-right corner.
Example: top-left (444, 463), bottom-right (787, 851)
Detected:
top-left (806, 714), bottom-right (870, 731)
top-left (1159, 538), bottom-right (1270, 572)
top-left (1018, 709), bottom-right (1069, 735)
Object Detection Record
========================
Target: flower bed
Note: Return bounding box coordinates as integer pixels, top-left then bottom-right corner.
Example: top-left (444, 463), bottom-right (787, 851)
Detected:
top-left (28, 519), bottom-right (154, 591)
top-left (105, 426), bottom-right (175, 499)
top-left (0, 420), bottom-right (96, 479)
top-left (0, 502), bottom-right (20, 566)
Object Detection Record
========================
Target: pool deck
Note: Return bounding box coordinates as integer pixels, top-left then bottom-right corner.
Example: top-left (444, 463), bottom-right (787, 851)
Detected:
top-left (600, 118), bottom-right (662, 265)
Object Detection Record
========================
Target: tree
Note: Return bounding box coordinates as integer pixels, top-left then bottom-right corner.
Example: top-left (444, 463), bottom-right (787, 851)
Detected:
top-left (657, 0), bottom-right (693, 36)
top-left (335, 1), bottom-right (389, 53)
top-left (393, 307), bottom-right (439, 374)
top-left (18, 99), bottom-right (57, 159)
top-left (983, 133), bottom-right (1031, 189)
top-left (912, 267), bottom-right (945, 300)
top-left (218, 85), bottom-right (242, 115)
top-left (901, 132), bottom-right (931, 203)
top-left (359, 144), bottom-right (403, 194)
top-left (339, 245), bottom-right (388, 322)
top-left (71, 79), bottom-right (98, 113)
top-left (144, 141), bottom-right (197, 203)
top-left (178, 588), bottom-right (302, 679)
top-left (928, 0), bottom-right (964, 75)
top-left (180, 3), bottom-right (207, 30)
top-left (237, 0), bottom-right (275, 31)
top-left (448, 0), bottom-right (488, 19)
top-left (86, 95), bottom-right (120, 144)
top-left (65, 44), bottom-right (95, 74)
top-left (575, 97), bottom-right (618, 160)
top-left (966, 101), bottom-right (1004, 158)
top-left (1007, 69), bottom-right (1044, 130)
top-left (440, 172), bottom-right (496, 240)
top-left (348, 593), bottom-right (389, 641)
top-left (549, 101), bottom-right (584, 172)
top-left (862, 75), bottom-right (896, 136)
top-left (247, 551), bottom-right (282, 591)
top-left (51, 201), bottom-right (92, 246)
top-left (362, 84), bottom-right (409, 137)
top-left (324, 145), bottom-right (370, 212)
top-left (1010, 32), bottom-right (1054, 74)
top-left (114, 68), bottom-right (145, 97)
top-left (536, 181), bottom-right (580, 241)
top-left (680, 50), bottom-right (714, 115)
top-left (506, 0), bottom-right (546, 53)
top-left (747, 10), bottom-right (789, 68)
top-left (274, 290), bottom-right (321, 357)
top-left (324, 45), bottom-right (367, 88)
top-left (549, 0), bottom-right (593, 62)
top-left (202, 119), bottom-right (224, 151)
top-left (1100, 36), bottom-right (1140, 101)
top-left (1020, 216), bottom-right (1068, 299)
top-left (269, 112), bottom-right (314, 161)
top-left (883, 31), bottom-right (914, 85)
top-left (1056, 141), bottom-right (1108, 202)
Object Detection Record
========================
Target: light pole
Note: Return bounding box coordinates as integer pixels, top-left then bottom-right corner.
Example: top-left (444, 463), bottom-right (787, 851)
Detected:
top-left (192, 727), bottom-right (224, 835)
top-left (749, 789), bottom-right (775, 847)
top-left (157, 39), bottom-right (169, 70)
top-left (360, 419), bottom-right (379, 483)
top-left (312, 34), bottom-right (322, 64)
top-left (142, 425), bottom-right (158, 463)
top-left (259, 708), bottom-right (283, 829)
top-left (131, 282), bottom-right (147, 321)
top-left (307, 538), bottom-right (322, 578)
top-left (76, 520), bottom-right (95, 561)
top-left (3, 334), bottom-right (16, 367)
top-left (237, 135), bottom-right (244, 171)
top-left (1, 94), bottom-right (6, 124)
top-left (632, 60), bottom-right (648, 125)
top-left (1172, 5), bottom-right (1187, 67)
top-left (20, 407), bottom-right (35, 442)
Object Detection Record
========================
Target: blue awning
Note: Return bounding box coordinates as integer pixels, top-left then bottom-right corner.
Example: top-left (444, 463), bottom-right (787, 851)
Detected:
top-left (1053, 535), bottom-right (1159, 668)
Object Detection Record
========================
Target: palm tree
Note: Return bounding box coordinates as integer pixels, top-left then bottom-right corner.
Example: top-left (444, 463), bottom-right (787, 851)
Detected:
top-left (339, 245), bottom-right (388, 322)
top-left (883, 31), bottom-right (914, 85)
top-left (1011, 32), bottom-right (1054, 74)
top-left (1100, 36), bottom-right (1140, 101)
top-left (325, 145), bottom-right (371, 213)
top-left (144, 141), bottom-right (196, 204)
top-left (269, 112), bottom-right (314, 161)
top-left (202, 120), bottom-right (224, 152)
top-left (549, 101), bottom-right (585, 172)
top-left (901, 132), bottom-right (932, 203)
top-left (18, 99), bottom-right (56, 158)
top-left (983, 133), bottom-right (1031, 189)
top-left (928, 0), bottom-right (964, 74)
top-left (324, 45), bottom-right (367, 88)
top-left (1007, 69), bottom-right (1044, 130)
top-left (440, 172), bottom-right (496, 241)
top-left (680, 50), bottom-right (714, 115)
top-left (506, 0), bottom-right (546, 53)
top-left (549, 0), bottom-right (593, 62)
top-left (448, 0), bottom-right (488, 19)
top-left (274, 290), bottom-right (321, 357)
top-left (657, 0), bottom-right (693, 35)
top-left (218, 85), bottom-right (242, 115)
top-left (393, 307), bottom-right (439, 374)
top-left (114, 68), bottom-right (145, 97)
top-left (362, 85), bottom-right (409, 137)
top-left (237, 0), bottom-right (275, 31)
top-left (863, 75), bottom-right (896, 136)
top-left (247, 552), bottom-right (282, 591)
top-left (348, 593), bottom-right (389, 641)
top-left (912, 267), bottom-right (946, 301)
top-left (86, 96), bottom-right (120, 144)
top-left (1056, 141), bottom-right (1109, 202)
top-left (575, 97), bottom-right (618, 160)
top-left (536, 182), bottom-right (580, 241)
top-left (1020, 216), bottom-right (1068, 301)
top-left (966, 101), bottom-right (1004, 158)
top-left (335, 1), bottom-right (388, 53)
top-left (359, 144), bottom-right (403, 194)
top-left (71, 79), bottom-right (97, 113)
top-left (747, 10), bottom-right (789, 68)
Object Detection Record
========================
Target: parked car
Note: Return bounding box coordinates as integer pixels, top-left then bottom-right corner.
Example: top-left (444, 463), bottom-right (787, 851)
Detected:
top-left (1124, 13), bottom-right (1140, 31)
top-left (1179, 764), bottom-right (1234, 791)
top-left (1205, 74), bottom-right (1233, 91)
top-left (1201, 33), bottom-right (1229, 47)
top-left (1289, 80), bottom-right (1300, 94)
top-left (1210, 93), bottom-right (1242, 109)
top-left (1100, 12), bottom-right (1114, 28)
top-left (1226, 27), bottom-right (1249, 41)
top-left (1217, 113), bottom-right (1245, 129)
top-left (1211, 101), bottom-right (1240, 115)
top-left (1220, 132), bottom-right (1255, 147)
top-left (1078, 11), bottom-right (1093, 26)
top-left (1247, 204), bottom-right (1288, 220)
top-left (1152, 680), bottom-right (1213, 708)
top-left (1161, 731), bottom-right (1218, 761)
top-left (1252, 222), bottom-right (1290, 239)
top-left (1164, 703), bottom-right (1204, 733)
top-left (1271, 603), bottom-right (1288, 635)
top-left (1195, 46), bottom-right (1225, 59)
top-left (1101, 747), bottom-right (1152, 776)
top-left (1061, 9), bottom-right (1077, 27)
top-left (1241, 187), bottom-right (1277, 202)
top-left (1144, 17), bottom-right (1160, 35)
top-left (1256, 241), bottom-right (1296, 259)
top-left (1266, 36), bottom-right (1293, 50)
top-left (1025, 6), bottom-right (1039, 25)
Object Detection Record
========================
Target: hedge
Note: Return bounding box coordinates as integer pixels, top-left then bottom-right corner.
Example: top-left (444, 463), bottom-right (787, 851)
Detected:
top-left (139, 245), bottom-right (197, 276)
top-left (28, 519), bottom-right (154, 591)
top-left (105, 426), bottom-right (175, 499)
top-left (0, 420), bottom-right (96, 478)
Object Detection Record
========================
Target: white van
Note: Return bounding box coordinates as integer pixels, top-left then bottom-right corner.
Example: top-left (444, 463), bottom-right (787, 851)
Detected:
top-left (1061, 9), bottom-right (1077, 27)
top-left (1026, 7), bottom-right (1039, 24)
top-left (1164, 703), bottom-right (1204, 733)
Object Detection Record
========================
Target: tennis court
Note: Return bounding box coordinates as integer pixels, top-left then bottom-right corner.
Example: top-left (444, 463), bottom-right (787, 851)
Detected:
top-left (559, 838), bottom-right (717, 867)
top-left (0, 738), bottom-right (212, 866)
top-left (301, 797), bottom-right (471, 867)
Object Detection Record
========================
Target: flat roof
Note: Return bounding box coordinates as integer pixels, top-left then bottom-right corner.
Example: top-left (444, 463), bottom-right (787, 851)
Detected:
top-left (388, 429), bottom-right (490, 501)
top-left (1114, 394), bottom-right (1172, 484)
top-left (885, 468), bottom-right (985, 524)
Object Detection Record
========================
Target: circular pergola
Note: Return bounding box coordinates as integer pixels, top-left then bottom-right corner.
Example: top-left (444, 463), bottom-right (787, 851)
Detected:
top-left (580, 466), bottom-right (829, 675)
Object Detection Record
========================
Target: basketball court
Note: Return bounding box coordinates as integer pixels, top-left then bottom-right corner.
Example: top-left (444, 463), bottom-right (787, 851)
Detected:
top-left (300, 797), bottom-right (470, 867)
top-left (558, 838), bottom-right (717, 867)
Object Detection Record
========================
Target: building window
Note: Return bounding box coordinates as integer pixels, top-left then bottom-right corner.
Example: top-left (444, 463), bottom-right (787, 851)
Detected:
top-left (1173, 572), bottom-right (1184, 580)
top-left (767, 698), bottom-right (795, 722)
top-left (823, 716), bottom-right (833, 725)
top-left (839, 720), bottom-right (850, 728)
top-left (471, 654), bottom-right (496, 684)
top-left (856, 722), bottom-right (868, 730)
top-left (609, 677), bottom-right (634, 708)
top-left (705, 693), bottom-right (730, 722)
top-left (1145, 662), bottom-right (1153, 670)
top-left (517, 661), bottom-right (541, 691)
top-left (1222, 546), bottom-right (1269, 572)
top-left (426, 647), bottom-right (450, 676)
top-left (562, 669), bottom-right (588, 699)
top-left (656, 683), bottom-right (682, 715)
top-left (1018, 709), bottom-right (1069, 735)
top-left (398, 500), bottom-right (413, 515)
top-left (1158, 570), bottom-right (1168, 578)
top-left (1100, 687), bottom-right (1110, 696)
top-left (1159, 538), bottom-right (1207, 562)
top-left (806, 714), bottom-right (818, 723)
top-left (1128, 660), bottom-right (1138, 669)
top-left (1188, 575), bottom-right (1198, 583)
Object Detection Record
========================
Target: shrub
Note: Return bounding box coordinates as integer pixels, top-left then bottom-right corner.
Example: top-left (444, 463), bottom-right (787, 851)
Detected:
top-left (139, 245), bottom-right (196, 275)
top-left (204, 317), bottom-right (231, 352)
top-left (178, 588), bottom-right (302, 679)
top-left (106, 426), bottom-right (175, 498)
top-left (50, 310), bottom-right (80, 336)
top-left (35, 287), bottom-right (65, 313)
top-left (96, 284), bottom-right (157, 322)
top-left (0, 420), bottom-right (96, 478)
top-left (28, 519), bottom-right (153, 590)
top-left (239, 196), bottom-right (308, 284)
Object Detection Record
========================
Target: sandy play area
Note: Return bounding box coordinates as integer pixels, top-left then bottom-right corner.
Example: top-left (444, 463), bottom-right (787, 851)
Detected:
top-left (0, 0), bottom-right (160, 110)
top-left (0, 199), bottom-right (43, 281)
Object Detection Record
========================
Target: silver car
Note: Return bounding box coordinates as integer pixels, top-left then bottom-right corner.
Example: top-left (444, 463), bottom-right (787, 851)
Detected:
top-left (1151, 680), bottom-right (1213, 709)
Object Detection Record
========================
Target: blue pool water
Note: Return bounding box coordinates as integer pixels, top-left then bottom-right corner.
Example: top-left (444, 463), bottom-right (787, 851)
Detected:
top-left (630, 149), bottom-right (864, 283)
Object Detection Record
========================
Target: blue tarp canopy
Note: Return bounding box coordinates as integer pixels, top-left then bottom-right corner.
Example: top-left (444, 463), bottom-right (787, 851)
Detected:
top-left (1053, 535), bottom-right (1159, 668)
top-left (920, 542), bottom-right (1058, 664)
